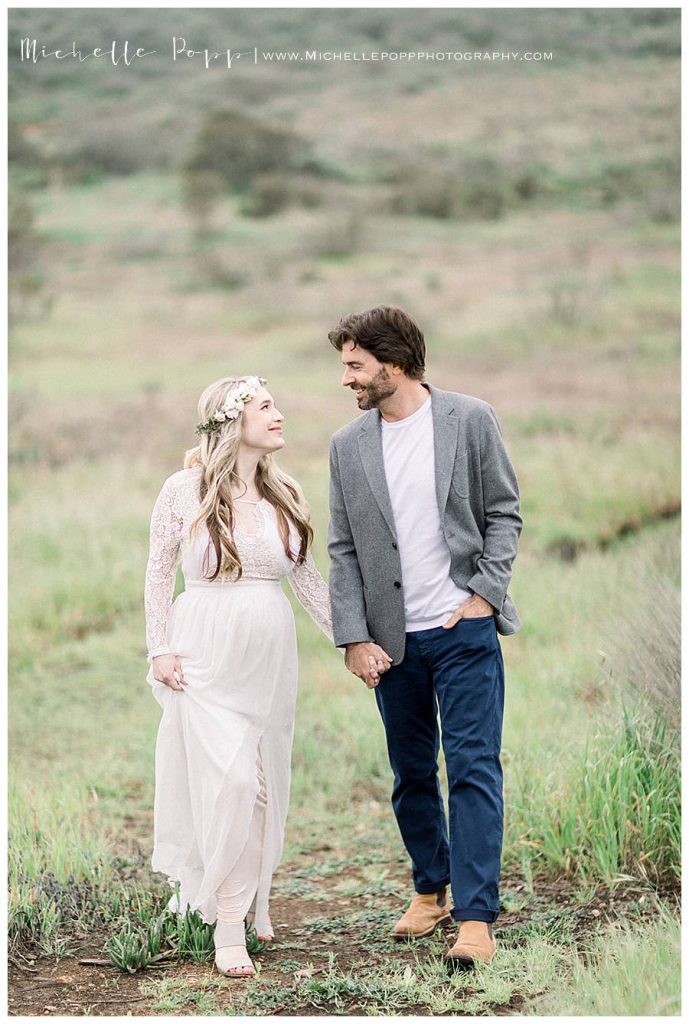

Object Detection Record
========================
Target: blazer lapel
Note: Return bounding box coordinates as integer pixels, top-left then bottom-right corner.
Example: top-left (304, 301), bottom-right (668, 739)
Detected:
top-left (428, 384), bottom-right (459, 516)
top-left (357, 414), bottom-right (398, 539)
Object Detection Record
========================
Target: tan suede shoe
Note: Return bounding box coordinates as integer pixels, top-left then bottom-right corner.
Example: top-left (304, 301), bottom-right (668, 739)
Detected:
top-left (393, 890), bottom-right (452, 939)
top-left (444, 921), bottom-right (497, 971)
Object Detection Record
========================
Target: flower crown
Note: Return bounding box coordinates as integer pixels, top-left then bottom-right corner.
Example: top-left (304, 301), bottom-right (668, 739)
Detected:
top-left (195, 376), bottom-right (267, 436)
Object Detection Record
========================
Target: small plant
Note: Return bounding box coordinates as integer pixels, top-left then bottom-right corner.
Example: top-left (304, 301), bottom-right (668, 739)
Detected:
top-left (105, 916), bottom-right (170, 973)
top-left (106, 905), bottom-right (268, 973)
top-left (245, 922), bottom-right (269, 954)
top-left (170, 909), bottom-right (214, 963)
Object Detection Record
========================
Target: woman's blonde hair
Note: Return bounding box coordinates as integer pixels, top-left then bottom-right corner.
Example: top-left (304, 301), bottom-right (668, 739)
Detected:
top-left (183, 377), bottom-right (313, 581)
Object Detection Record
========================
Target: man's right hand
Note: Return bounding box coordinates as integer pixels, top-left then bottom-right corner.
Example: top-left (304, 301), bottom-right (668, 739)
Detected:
top-left (344, 642), bottom-right (393, 689)
top-left (152, 654), bottom-right (187, 691)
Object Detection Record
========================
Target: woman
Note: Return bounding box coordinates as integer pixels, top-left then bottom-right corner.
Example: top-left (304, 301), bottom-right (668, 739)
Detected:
top-left (144, 375), bottom-right (333, 978)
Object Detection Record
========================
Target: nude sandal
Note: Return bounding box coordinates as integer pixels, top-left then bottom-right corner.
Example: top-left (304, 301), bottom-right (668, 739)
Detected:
top-left (215, 945), bottom-right (256, 979)
top-left (214, 921), bottom-right (256, 978)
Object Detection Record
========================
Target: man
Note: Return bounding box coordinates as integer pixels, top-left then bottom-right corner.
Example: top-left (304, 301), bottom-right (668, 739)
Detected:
top-left (326, 306), bottom-right (522, 971)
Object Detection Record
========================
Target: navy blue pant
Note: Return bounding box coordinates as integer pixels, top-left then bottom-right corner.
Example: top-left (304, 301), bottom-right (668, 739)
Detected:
top-left (374, 615), bottom-right (505, 923)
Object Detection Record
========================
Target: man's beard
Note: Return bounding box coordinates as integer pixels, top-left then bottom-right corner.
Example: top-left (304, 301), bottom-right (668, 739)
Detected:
top-left (355, 368), bottom-right (397, 409)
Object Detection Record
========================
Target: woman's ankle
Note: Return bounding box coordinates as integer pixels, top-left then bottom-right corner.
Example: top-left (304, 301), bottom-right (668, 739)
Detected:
top-left (214, 920), bottom-right (246, 949)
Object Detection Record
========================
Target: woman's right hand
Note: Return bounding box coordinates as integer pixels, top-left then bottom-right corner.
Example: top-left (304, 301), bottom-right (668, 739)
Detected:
top-left (152, 654), bottom-right (187, 691)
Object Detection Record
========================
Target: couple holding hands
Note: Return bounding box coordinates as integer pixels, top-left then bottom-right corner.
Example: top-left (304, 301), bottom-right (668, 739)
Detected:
top-left (144, 304), bottom-right (522, 978)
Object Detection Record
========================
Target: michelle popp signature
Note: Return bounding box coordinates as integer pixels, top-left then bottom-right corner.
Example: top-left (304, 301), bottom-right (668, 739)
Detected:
top-left (19, 37), bottom-right (250, 69)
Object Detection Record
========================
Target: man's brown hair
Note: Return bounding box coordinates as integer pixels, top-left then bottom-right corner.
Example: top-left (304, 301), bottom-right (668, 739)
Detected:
top-left (328, 306), bottom-right (426, 381)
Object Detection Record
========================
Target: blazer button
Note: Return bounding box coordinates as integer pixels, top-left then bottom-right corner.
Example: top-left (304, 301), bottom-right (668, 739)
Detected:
top-left (393, 581), bottom-right (401, 589)
top-left (392, 542), bottom-right (398, 550)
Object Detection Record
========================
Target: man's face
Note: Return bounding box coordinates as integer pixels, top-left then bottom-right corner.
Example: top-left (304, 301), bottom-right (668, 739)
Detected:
top-left (340, 339), bottom-right (398, 410)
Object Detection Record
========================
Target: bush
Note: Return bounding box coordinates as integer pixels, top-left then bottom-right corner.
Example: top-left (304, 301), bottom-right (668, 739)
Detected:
top-left (8, 121), bottom-right (50, 188)
top-left (184, 108), bottom-right (303, 192)
top-left (8, 179), bottom-right (48, 323)
top-left (388, 165), bottom-right (457, 220)
top-left (58, 115), bottom-right (164, 182)
top-left (596, 155), bottom-right (679, 213)
top-left (455, 156), bottom-right (509, 219)
top-left (240, 173), bottom-right (292, 218)
top-left (180, 169), bottom-right (226, 233)
top-left (292, 175), bottom-right (326, 209)
top-left (303, 212), bottom-right (363, 260)
top-left (513, 162), bottom-right (550, 202)
top-left (8, 184), bottom-right (35, 266)
top-left (388, 155), bottom-right (511, 221)
top-left (644, 187), bottom-right (680, 224)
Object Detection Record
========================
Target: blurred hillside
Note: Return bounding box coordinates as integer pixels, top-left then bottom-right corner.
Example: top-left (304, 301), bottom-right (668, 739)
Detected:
top-left (8, 8), bottom-right (680, 335)
top-left (9, 8), bottom-right (679, 199)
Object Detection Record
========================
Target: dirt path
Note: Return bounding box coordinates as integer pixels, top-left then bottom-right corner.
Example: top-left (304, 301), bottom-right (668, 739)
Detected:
top-left (9, 851), bottom-right (667, 1017)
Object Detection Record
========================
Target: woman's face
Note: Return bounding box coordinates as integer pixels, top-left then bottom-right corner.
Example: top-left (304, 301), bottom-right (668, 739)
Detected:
top-left (240, 385), bottom-right (285, 453)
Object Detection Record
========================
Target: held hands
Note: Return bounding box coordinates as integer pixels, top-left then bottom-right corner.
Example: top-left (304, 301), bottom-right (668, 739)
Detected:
top-left (442, 592), bottom-right (494, 629)
top-left (344, 642), bottom-right (393, 689)
top-left (152, 654), bottom-right (187, 691)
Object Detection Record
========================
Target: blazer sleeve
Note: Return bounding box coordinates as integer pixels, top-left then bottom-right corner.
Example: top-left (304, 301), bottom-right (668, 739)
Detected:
top-left (327, 439), bottom-right (374, 648)
top-left (466, 406), bottom-right (522, 612)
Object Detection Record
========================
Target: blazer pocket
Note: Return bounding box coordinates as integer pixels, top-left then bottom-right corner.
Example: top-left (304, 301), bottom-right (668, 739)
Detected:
top-left (450, 450), bottom-right (470, 499)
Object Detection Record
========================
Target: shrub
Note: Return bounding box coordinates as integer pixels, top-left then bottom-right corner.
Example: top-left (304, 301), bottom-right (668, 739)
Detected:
top-left (596, 155), bottom-right (679, 213)
top-left (304, 212), bottom-right (363, 260)
top-left (58, 115), bottom-right (163, 182)
top-left (387, 155), bottom-right (510, 221)
top-left (513, 162), bottom-right (549, 201)
top-left (8, 121), bottom-right (50, 188)
top-left (180, 169), bottom-right (226, 233)
top-left (8, 184), bottom-right (35, 266)
top-left (240, 173), bottom-right (292, 218)
top-left (184, 108), bottom-right (302, 192)
top-left (8, 179), bottom-right (48, 323)
top-left (388, 164), bottom-right (457, 219)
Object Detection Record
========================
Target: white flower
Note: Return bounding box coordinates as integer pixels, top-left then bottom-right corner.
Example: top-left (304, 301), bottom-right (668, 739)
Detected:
top-left (197, 377), bottom-right (266, 434)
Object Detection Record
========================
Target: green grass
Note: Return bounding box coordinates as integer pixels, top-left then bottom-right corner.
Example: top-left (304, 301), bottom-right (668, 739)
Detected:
top-left (506, 706), bottom-right (680, 885)
top-left (8, 778), bottom-right (119, 954)
top-left (527, 905), bottom-right (681, 1016)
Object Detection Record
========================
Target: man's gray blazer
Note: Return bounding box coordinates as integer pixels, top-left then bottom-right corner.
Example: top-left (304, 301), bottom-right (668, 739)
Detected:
top-left (327, 383), bottom-right (522, 665)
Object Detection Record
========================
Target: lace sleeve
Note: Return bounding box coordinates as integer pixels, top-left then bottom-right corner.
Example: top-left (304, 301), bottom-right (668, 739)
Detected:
top-left (288, 550), bottom-right (334, 642)
top-left (144, 475), bottom-right (184, 660)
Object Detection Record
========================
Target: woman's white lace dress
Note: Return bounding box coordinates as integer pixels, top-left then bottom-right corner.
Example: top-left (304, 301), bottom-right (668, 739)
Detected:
top-left (144, 465), bottom-right (333, 935)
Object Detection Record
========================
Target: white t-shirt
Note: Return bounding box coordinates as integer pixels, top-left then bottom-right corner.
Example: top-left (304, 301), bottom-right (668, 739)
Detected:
top-left (381, 396), bottom-right (472, 631)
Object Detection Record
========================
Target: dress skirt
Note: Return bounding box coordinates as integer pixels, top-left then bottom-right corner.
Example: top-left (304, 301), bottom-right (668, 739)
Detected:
top-left (146, 578), bottom-right (298, 936)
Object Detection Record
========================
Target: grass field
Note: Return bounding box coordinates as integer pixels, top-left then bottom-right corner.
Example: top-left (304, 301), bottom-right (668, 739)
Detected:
top-left (8, 8), bottom-right (680, 1016)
